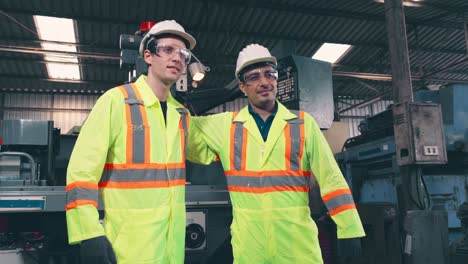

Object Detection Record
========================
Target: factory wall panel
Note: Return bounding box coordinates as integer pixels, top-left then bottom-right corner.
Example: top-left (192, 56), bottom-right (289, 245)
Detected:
top-left (1, 93), bottom-right (98, 134)
top-left (4, 110), bottom-right (51, 120)
top-left (52, 94), bottom-right (96, 133)
top-left (4, 93), bottom-right (52, 108)
top-left (52, 111), bottom-right (90, 134)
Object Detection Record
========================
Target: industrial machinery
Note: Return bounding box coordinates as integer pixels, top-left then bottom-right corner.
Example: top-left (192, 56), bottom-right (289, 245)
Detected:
top-left (336, 84), bottom-right (468, 264)
top-left (276, 54), bottom-right (334, 129)
top-left (0, 119), bottom-right (232, 264)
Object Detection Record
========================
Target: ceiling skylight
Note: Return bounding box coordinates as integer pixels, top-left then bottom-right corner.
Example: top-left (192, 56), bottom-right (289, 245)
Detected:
top-left (312, 43), bottom-right (352, 64)
top-left (33, 15), bottom-right (80, 80)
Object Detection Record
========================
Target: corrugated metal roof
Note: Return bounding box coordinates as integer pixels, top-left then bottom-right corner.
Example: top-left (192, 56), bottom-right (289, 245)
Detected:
top-left (0, 0), bottom-right (467, 108)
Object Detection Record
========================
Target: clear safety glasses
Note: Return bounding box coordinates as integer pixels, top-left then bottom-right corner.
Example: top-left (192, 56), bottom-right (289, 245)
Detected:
top-left (242, 69), bottom-right (278, 85)
top-left (151, 42), bottom-right (192, 64)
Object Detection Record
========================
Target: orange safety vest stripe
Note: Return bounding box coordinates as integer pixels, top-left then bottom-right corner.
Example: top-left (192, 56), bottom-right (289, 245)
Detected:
top-left (119, 84), bottom-right (152, 164)
top-left (229, 112), bottom-right (238, 170)
top-left (241, 128), bottom-right (248, 171)
top-left (130, 83), bottom-right (151, 163)
top-left (224, 170), bottom-right (311, 177)
top-left (284, 122), bottom-right (292, 171)
top-left (66, 181), bottom-right (98, 191)
top-left (322, 188), bottom-right (352, 202)
top-left (178, 113), bottom-right (187, 161)
top-left (226, 111), bottom-right (309, 193)
top-left (66, 199), bottom-right (98, 210)
top-left (329, 203), bottom-right (357, 216)
top-left (228, 185), bottom-right (309, 193)
top-left (98, 179), bottom-right (186, 189)
top-left (118, 85), bottom-right (133, 164)
top-left (298, 111), bottom-right (305, 168)
top-left (103, 162), bottom-right (185, 170)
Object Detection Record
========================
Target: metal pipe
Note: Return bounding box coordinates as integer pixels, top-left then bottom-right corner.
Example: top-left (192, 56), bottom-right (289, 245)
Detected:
top-left (0, 45), bottom-right (119, 60)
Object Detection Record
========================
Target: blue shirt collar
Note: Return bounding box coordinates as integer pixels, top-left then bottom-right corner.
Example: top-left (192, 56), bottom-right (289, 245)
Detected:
top-left (247, 102), bottom-right (278, 118)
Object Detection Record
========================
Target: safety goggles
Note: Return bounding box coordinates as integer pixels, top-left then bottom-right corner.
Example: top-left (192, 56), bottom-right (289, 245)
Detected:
top-left (242, 69), bottom-right (278, 84)
top-left (149, 42), bottom-right (192, 64)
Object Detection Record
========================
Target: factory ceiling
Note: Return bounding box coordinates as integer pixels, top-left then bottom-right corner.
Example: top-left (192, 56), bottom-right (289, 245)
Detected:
top-left (1, 0), bottom-right (467, 113)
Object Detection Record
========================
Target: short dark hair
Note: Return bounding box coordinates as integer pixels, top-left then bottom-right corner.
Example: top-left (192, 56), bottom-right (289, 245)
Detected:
top-left (238, 61), bottom-right (276, 83)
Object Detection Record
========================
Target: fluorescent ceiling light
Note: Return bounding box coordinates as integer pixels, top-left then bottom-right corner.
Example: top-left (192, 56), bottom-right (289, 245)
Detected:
top-left (34, 15), bottom-right (80, 80)
top-left (46, 63), bottom-right (80, 79)
top-left (312, 43), bottom-right (352, 64)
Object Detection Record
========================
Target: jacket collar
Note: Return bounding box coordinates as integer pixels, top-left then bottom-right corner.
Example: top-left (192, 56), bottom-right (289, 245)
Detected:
top-left (233, 101), bottom-right (297, 123)
top-left (134, 75), bottom-right (182, 108)
top-left (233, 101), bottom-right (299, 151)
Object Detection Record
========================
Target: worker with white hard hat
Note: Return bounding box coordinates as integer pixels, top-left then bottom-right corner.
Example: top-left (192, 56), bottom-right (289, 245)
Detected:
top-left (188, 43), bottom-right (365, 263)
top-left (66, 20), bottom-right (196, 264)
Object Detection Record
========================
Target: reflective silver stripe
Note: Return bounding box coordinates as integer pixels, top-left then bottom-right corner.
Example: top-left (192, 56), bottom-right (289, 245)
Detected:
top-left (176, 108), bottom-right (188, 154)
top-left (122, 84), bottom-right (146, 163)
top-left (324, 193), bottom-right (355, 211)
top-left (100, 168), bottom-right (185, 182)
top-left (226, 175), bottom-right (309, 188)
top-left (66, 187), bottom-right (98, 204)
top-left (233, 121), bottom-right (244, 170)
top-left (287, 112), bottom-right (303, 171)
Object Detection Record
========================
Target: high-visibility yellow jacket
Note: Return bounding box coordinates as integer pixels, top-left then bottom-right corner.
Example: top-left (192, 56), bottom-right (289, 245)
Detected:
top-left (66, 75), bottom-right (189, 264)
top-left (188, 102), bottom-right (365, 264)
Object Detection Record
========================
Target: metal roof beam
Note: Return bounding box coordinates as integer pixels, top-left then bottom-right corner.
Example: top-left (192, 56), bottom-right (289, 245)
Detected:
top-left (0, 45), bottom-right (120, 60)
top-left (0, 4), bottom-right (464, 32)
top-left (0, 74), bottom-right (118, 86)
top-left (0, 36), bottom-right (119, 52)
top-left (0, 57), bottom-right (119, 67)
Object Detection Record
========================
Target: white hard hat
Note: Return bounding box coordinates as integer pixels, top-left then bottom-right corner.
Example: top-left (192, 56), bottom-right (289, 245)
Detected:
top-left (235, 44), bottom-right (277, 79)
top-left (139, 20), bottom-right (196, 56)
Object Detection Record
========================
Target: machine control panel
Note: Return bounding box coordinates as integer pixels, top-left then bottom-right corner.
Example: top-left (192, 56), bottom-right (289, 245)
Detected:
top-left (0, 196), bottom-right (45, 212)
top-left (276, 55), bottom-right (334, 129)
top-left (277, 65), bottom-right (297, 103)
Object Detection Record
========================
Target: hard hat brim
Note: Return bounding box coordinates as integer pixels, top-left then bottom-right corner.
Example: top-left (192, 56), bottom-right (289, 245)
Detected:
top-left (152, 29), bottom-right (196, 50)
top-left (236, 56), bottom-right (277, 79)
top-left (138, 29), bottom-right (197, 56)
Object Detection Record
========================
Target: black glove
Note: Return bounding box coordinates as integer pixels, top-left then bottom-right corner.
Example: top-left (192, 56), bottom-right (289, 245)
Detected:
top-left (80, 236), bottom-right (117, 264)
top-left (338, 237), bottom-right (362, 257)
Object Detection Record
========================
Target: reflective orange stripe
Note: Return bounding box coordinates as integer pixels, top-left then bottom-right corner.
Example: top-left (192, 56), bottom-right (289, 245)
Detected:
top-left (118, 85), bottom-right (129, 99)
top-left (224, 170), bottom-right (310, 177)
top-left (241, 128), bottom-right (248, 171)
top-left (66, 181), bottom-right (98, 191)
top-left (230, 112), bottom-right (238, 170)
top-left (228, 185), bottom-right (309, 193)
top-left (119, 86), bottom-right (134, 164)
top-left (179, 115), bottom-right (186, 160)
top-left (298, 111), bottom-right (305, 170)
top-left (130, 83), bottom-right (151, 163)
top-left (66, 200), bottom-right (98, 210)
top-left (104, 162), bottom-right (185, 170)
top-left (186, 113), bottom-right (190, 131)
top-left (322, 188), bottom-right (352, 202)
top-left (284, 123), bottom-right (291, 170)
top-left (98, 179), bottom-right (185, 189)
top-left (329, 203), bottom-right (356, 216)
